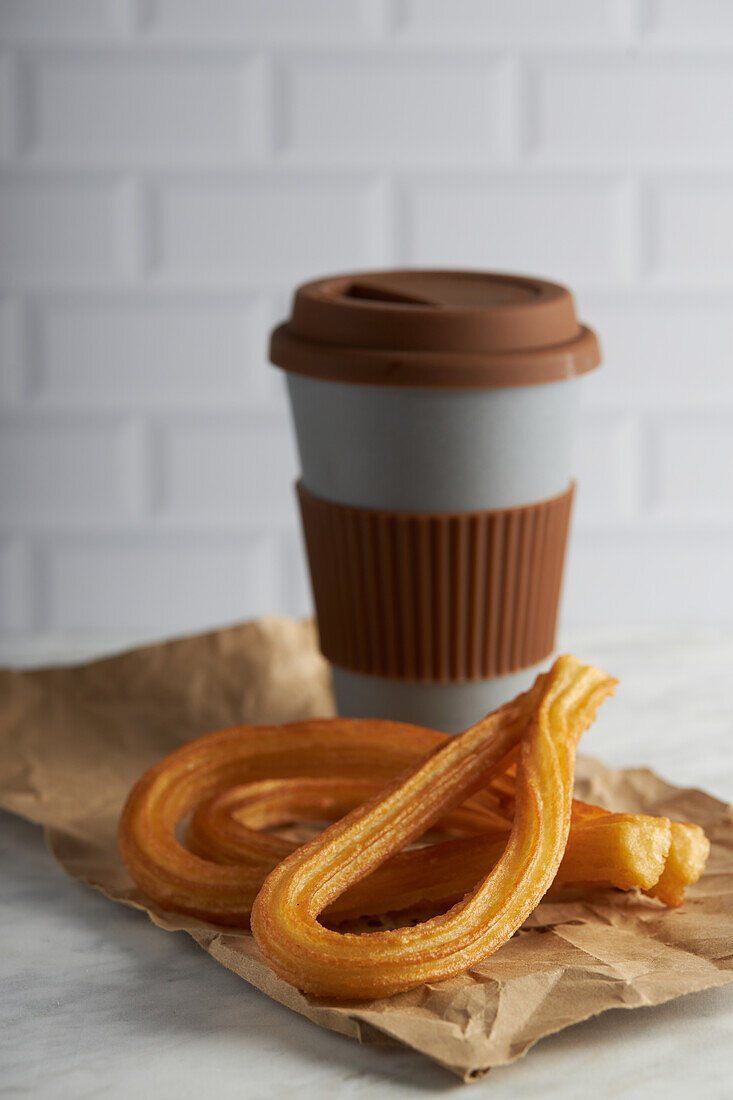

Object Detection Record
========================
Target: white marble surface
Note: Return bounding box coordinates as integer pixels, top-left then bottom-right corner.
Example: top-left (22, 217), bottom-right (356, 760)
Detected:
top-left (2, 631), bottom-right (733, 1099)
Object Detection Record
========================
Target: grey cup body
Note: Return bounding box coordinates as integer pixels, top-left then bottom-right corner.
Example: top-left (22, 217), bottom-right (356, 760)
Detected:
top-left (286, 372), bottom-right (580, 731)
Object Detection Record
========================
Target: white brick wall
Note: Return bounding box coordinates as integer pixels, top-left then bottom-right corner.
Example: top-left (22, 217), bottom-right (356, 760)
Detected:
top-left (154, 176), bottom-right (388, 285)
top-left (0, 0), bottom-right (732, 648)
top-left (405, 178), bottom-right (633, 284)
top-left (32, 296), bottom-right (280, 408)
top-left (283, 57), bottom-right (514, 164)
top-left (158, 415), bottom-right (298, 526)
top-left (0, 173), bottom-right (133, 283)
top-left (533, 61), bottom-right (733, 166)
top-left (45, 536), bottom-right (280, 635)
top-left (0, 537), bottom-right (30, 632)
top-left (653, 181), bottom-right (733, 283)
top-left (0, 414), bottom-right (138, 525)
top-left (654, 414), bottom-right (733, 520)
top-left (145, 1), bottom-right (383, 43)
top-left (0, 1), bottom-right (122, 41)
top-left (28, 54), bottom-right (269, 164)
top-left (644, 0), bottom-right (733, 46)
top-left (397, 0), bottom-right (636, 45)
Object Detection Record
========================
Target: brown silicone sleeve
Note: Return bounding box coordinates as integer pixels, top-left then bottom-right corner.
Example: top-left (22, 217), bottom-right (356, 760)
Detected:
top-left (297, 481), bottom-right (575, 683)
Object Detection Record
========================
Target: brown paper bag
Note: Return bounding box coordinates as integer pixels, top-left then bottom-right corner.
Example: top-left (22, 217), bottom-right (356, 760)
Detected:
top-left (1, 617), bottom-right (732, 1082)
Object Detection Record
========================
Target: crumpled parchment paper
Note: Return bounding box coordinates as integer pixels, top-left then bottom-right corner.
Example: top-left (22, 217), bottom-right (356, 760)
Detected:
top-left (1, 617), bottom-right (731, 1082)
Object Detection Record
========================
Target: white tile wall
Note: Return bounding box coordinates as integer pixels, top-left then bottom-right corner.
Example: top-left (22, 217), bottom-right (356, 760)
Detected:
top-left (0, 173), bottom-right (132, 283)
top-left (145, 0), bottom-right (383, 43)
top-left (0, 537), bottom-right (30, 632)
top-left (158, 415), bottom-right (298, 526)
top-left (0, 414), bottom-right (137, 525)
top-left (405, 178), bottom-right (633, 284)
top-left (0, 0), bottom-right (122, 41)
top-left (28, 55), bottom-right (268, 164)
top-left (644, 0), bottom-right (733, 46)
top-left (154, 177), bottom-right (388, 285)
top-left (45, 536), bottom-right (280, 635)
top-left (565, 532), bottom-right (733, 629)
top-left (32, 296), bottom-right (275, 408)
top-left (653, 181), bottom-right (733, 283)
top-left (0, 296), bottom-right (22, 404)
top-left (653, 413), bottom-right (733, 520)
top-left (397, 0), bottom-right (636, 45)
top-left (533, 61), bottom-right (733, 166)
top-left (574, 412), bottom-right (644, 527)
top-left (575, 295), bottom-right (733, 406)
top-left (283, 57), bottom-right (514, 164)
top-left (0, 0), bottom-right (731, 646)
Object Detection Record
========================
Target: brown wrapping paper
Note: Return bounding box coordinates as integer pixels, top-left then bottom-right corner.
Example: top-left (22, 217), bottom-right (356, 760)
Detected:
top-left (1, 616), bottom-right (732, 1082)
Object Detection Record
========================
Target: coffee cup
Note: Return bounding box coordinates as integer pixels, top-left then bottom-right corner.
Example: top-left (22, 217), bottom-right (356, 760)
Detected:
top-left (271, 270), bottom-right (600, 732)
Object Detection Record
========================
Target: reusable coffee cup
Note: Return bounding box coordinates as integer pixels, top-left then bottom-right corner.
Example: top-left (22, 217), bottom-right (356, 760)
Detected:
top-left (271, 270), bottom-right (600, 732)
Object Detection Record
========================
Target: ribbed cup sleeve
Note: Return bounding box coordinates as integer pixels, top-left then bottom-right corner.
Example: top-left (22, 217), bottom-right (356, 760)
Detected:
top-left (297, 482), bottom-right (574, 683)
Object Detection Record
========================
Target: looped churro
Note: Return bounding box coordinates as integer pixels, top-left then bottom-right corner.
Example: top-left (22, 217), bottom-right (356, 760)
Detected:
top-left (186, 777), bottom-right (506, 866)
top-left (249, 656), bottom-right (616, 998)
top-left (118, 716), bottom-right (504, 926)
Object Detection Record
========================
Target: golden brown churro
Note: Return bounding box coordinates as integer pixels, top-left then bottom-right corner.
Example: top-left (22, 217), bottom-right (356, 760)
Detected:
top-left (118, 716), bottom-right (501, 926)
top-left (118, 655), bottom-right (709, 999)
top-left (249, 655), bottom-right (616, 997)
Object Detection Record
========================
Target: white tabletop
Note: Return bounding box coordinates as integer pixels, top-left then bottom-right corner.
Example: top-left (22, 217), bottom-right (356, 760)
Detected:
top-left (2, 631), bottom-right (733, 1099)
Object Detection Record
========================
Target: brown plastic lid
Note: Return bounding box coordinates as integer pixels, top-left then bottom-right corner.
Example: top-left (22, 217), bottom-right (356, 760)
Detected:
top-left (270, 269), bottom-right (601, 389)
